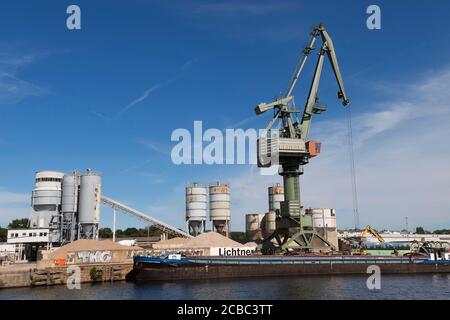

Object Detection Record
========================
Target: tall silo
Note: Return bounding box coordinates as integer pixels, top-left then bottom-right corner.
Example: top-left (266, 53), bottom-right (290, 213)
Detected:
top-left (261, 210), bottom-right (277, 239)
top-left (245, 213), bottom-right (263, 241)
top-left (78, 169), bottom-right (101, 240)
top-left (29, 171), bottom-right (64, 242)
top-left (61, 172), bottom-right (80, 243)
top-left (186, 183), bottom-right (207, 236)
top-left (209, 182), bottom-right (231, 237)
top-left (268, 183), bottom-right (284, 212)
top-left (307, 208), bottom-right (338, 249)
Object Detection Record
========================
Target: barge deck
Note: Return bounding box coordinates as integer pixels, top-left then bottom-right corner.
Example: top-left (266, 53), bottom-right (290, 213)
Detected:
top-left (132, 255), bottom-right (450, 281)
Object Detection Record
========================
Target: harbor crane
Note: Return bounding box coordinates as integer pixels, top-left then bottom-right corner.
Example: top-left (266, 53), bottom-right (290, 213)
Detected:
top-left (255, 24), bottom-right (350, 253)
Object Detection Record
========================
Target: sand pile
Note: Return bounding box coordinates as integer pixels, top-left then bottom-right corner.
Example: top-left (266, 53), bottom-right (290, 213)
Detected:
top-left (153, 232), bottom-right (244, 250)
top-left (48, 239), bottom-right (141, 260)
top-left (152, 237), bottom-right (191, 249)
top-left (183, 232), bottom-right (243, 248)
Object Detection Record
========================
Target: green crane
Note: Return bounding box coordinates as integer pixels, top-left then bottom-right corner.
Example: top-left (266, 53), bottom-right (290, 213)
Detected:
top-left (255, 24), bottom-right (350, 253)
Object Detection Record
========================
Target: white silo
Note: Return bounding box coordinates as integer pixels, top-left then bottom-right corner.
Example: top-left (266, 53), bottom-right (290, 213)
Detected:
top-left (209, 182), bottom-right (231, 237)
top-left (186, 183), bottom-right (207, 236)
top-left (307, 208), bottom-right (338, 249)
top-left (78, 169), bottom-right (101, 240)
top-left (29, 171), bottom-right (65, 239)
top-left (61, 171), bottom-right (80, 243)
top-left (261, 210), bottom-right (277, 239)
top-left (268, 183), bottom-right (284, 212)
top-left (245, 213), bottom-right (264, 241)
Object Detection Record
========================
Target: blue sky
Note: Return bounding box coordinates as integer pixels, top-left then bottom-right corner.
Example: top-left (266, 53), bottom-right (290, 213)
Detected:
top-left (1, 0), bottom-right (450, 232)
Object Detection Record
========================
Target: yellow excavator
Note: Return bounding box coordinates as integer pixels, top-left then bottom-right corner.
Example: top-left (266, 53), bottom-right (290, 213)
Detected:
top-left (351, 225), bottom-right (385, 255)
top-left (361, 225), bottom-right (385, 243)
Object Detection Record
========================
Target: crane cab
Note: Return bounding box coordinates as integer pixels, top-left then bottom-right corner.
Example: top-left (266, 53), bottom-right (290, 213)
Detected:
top-left (306, 141), bottom-right (321, 157)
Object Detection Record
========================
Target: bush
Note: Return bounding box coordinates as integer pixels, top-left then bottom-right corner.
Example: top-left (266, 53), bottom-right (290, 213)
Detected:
top-left (89, 267), bottom-right (103, 281)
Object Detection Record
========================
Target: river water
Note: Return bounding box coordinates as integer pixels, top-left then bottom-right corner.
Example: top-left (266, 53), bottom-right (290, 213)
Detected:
top-left (1, 274), bottom-right (449, 300)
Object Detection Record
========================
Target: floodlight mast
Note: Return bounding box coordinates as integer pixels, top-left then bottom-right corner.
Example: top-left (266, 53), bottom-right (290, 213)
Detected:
top-left (255, 24), bottom-right (350, 253)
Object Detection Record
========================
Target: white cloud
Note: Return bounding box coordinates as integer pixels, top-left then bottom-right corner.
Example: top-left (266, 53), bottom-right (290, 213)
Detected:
top-left (0, 207), bottom-right (30, 227)
top-left (0, 190), bottom-right (29, 204)
top-left (0, 52), bottom-right (48, 104)
top-left (0, 189), bottom-right (30, 225)
top-left (113, 57), bottom-right (196, 120)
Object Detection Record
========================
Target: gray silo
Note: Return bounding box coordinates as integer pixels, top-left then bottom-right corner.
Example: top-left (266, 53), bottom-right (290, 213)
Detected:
top-left (209, 182), bottom-right (231, 237)
top-left (61, 172), bottom-right (80, 243)
top-left (186, 183), bottom-right (207, 236)
top-left (77, 169), bottom-right (102, 239)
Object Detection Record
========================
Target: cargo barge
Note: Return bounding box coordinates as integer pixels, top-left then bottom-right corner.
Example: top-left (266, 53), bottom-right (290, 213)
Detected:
top-left (132, 254), bottom-right (450, 281)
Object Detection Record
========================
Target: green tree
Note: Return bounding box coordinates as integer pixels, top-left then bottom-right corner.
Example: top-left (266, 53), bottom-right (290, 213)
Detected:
top-left (101, 226), bottom-right (164, 239)
top-left (99, 228), bottom-right (113, 239)
top-left (0, 226), bottom-right (7, 242)
top-left (230, 232), bottom-right (246, 243)
top-left (8, 218), bottom-right (29, 229)
top-left (415, 226), bottom-right (425, 234)
top-left (433, 229), bottom-right (450, 234)
top-left (123, 227), bottom-right (139, 236)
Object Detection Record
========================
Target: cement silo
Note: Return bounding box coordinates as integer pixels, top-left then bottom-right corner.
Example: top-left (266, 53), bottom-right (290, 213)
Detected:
top-left (186, 183), bottom-right (207, 236)
top-left (261, 210), bottom-right (277, 239)
top-left (268, 183), bottom-right (284, 212)
top-left (245, 213), bottom-right (264, 241)
top-left (209, 182), bottom-right (230, 237)
top-left (61, 172), bottom-right (80, 243)
top-left (29, 171), bottom-right (64, 241)
top-left (307, 208), bottom-right (338, 249)
top-left (78, 169), bottom-right (101, 240)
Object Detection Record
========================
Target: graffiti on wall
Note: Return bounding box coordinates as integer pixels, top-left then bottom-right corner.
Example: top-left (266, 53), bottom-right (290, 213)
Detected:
top-left (73, 250), bottom-right (112, 264)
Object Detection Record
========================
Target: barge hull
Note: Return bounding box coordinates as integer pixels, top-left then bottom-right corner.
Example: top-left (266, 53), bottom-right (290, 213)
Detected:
top-left (134, 262), bottom-right (450, 281)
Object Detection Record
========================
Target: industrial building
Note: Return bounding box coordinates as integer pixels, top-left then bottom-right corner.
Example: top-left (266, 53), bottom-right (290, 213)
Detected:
top-left (6, 169), bottom-right (102, 260)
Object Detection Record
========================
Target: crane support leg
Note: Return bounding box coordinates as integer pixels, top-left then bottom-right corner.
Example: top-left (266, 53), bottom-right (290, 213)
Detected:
top-left (258, 164), bottom-right (335, 254)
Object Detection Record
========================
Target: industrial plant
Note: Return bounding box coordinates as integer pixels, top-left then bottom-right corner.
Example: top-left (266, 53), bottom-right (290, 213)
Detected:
top-left (1, 22), bottom-right (450, 291)
top-left (6, 169), bottom-right (102, 260)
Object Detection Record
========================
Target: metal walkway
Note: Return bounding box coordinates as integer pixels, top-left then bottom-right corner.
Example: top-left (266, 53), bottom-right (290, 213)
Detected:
top-left (101, 195), bottom-right (192, 239)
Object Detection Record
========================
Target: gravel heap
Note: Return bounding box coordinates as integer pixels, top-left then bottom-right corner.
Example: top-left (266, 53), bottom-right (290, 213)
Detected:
top-left (153, 232), bottom-right (244, 250)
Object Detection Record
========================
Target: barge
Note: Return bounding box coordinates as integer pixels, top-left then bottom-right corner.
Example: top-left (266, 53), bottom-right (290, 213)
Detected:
top-left (132, 254), bottom-right (450, 282)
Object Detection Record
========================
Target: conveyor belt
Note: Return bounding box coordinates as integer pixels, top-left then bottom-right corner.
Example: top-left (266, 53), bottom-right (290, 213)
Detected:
top-left (101, 195), bottom-right (192, 238)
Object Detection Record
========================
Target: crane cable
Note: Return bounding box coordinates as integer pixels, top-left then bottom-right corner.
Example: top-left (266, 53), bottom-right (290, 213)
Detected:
top-left (345, 107), bottom-right (360, 230)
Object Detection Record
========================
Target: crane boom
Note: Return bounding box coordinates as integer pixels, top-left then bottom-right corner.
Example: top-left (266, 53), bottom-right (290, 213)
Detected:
top-left (285, 29), bottom-right (319, 98)
top-left (300, 43), bottom-right (326, 140)
top-left (319, 27), bottom-right (350, 106)
top-left (255, 24), bottom-right (350, 140)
